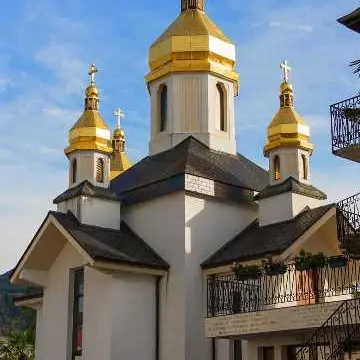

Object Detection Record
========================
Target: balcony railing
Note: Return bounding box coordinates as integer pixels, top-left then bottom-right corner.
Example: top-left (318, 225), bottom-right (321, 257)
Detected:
top-left (330, 95), bottom-right (360, 159)
top-left (296, 299), bottom-right (360, 360)
top-left (207, 258), bottom-right (360, 317)
top-left (337, 193), bottom-right (360, 255)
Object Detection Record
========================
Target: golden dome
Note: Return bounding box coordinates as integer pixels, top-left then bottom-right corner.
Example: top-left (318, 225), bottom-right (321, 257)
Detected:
top-left (85, 85), bottom-right (99, 98)
top-left (264, 80), bottom-right (314, 156)
top-left (146, 4), bottom-right (239, 93)
top-left (110, 126), bottom-right (131, 180)
top-left (65, 64), bottom-right (113, 156)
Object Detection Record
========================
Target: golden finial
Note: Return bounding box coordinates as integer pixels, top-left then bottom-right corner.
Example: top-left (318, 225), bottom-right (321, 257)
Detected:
top-left (84, 63), bottom-right (100, 111)
top-left (181, 0), bottom-right (204, 12)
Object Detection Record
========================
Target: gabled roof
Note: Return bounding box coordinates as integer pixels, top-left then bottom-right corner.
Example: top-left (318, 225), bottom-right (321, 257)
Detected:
top-left (11, 211), bottom-right (169, 284)
top-left (254, 177), bottom-right (327, 201)
top-left (202, 204), bottom-right (335, 268)
top-left (50, 211), bottom-right (169, 269)
top-left (338, 8), bottom-right (360, 33)
top-left (111, 136), bottom-right (268, 198)
top-left (53, 180), bottom-right (119, 204)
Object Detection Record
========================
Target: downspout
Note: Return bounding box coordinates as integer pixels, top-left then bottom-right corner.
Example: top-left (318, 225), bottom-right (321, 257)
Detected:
top-left (155, 276), bottom-right (161, 360)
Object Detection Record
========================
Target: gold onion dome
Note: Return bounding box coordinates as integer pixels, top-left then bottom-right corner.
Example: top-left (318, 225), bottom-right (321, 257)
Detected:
top-left (65, 64), bottom-right (113, 156)
top-left (146, 0), bottom-right (239, 93)
top-left (110, 108), bottom-right (132, 180)
top-left (264, 61), bottom-right (314, 156)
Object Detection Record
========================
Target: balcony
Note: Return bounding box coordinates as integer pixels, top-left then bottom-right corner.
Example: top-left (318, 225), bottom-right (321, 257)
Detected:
top-left (330, 94), bottom-right (360, 162)
top-left (205, 258), bottom-right (360, 338)
top-left (337, 193), bottom-right (360, 255)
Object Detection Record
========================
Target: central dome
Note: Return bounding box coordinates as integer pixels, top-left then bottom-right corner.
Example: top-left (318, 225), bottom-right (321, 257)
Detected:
top-left (146, 8), bottom-right (239, 93)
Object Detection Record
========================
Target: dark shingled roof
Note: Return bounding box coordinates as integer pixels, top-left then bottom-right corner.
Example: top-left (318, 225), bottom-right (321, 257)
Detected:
top-left (202, 204), bottom-right (335, 268)
top-left (111, 136), bottom-right (268, 196)
top-left (338, 8), bottom-right (360, 33)
top-left (254, 177), bottom-right (327, 201)
top-left (53, 180), bottom-right (119, 204)
top-left (51, 211), bottom-right (169, 270)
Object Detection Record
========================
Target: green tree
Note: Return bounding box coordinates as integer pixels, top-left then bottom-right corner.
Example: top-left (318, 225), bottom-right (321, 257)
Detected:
top-left (0, 330), bottom-right (34, 360)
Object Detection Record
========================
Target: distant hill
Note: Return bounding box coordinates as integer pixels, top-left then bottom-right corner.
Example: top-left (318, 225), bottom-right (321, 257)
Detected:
top-left (0, 270), bottom-right (36, 336)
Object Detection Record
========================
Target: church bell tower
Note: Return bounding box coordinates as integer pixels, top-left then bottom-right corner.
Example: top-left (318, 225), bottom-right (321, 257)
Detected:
top-left (146, 0), bottom-right (240, 155)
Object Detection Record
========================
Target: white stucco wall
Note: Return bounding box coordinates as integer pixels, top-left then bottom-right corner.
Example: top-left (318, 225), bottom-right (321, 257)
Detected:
top-left (109, 272), bottom-right (156, 360)
top-left (34, 305), bottom-right (43, 360)
top-left (68, 150), bottom-right (111, 188)
top-left (57, 197), bottom-right (80, 218)
top-left (148, 73), bottom-right (236, 155)
top-left (268, 148), bottom-right (312, 186)
top-left (80, 196), bottom-right (121, 229)
top-left (123, 192), bottom-right (186, 360)
top-left (83, 268), bottom-right (156, 360)
top-left (123, 191), bottom-right (257, 360)
top-left (259, 192), bottom-right (326, 226)
top-left (37, 242), bottom-right (85, 360)
top-left (185, 194), bottom-right (258, 360)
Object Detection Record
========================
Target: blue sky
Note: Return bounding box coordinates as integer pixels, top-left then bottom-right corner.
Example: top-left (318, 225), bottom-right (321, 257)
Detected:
top-left (0, 0), bottom-right (359, 273)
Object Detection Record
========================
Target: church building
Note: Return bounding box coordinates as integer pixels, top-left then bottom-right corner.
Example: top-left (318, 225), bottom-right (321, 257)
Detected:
top-left (11, 1), bottom-right (357, 360)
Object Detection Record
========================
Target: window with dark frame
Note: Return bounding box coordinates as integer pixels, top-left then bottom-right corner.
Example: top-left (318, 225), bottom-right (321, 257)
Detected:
top-left (72, 159), bottom-right (77, 184)
top-left (217, 83), bottom-right (226, 132)
top-left (72, 268), bottom-right (84, 359)
top-left (258, 347), bottom-right (275, 360)
top-left (159, 84), bottom-right (168, 132)
top-left (96, 158), bottom-right (104, 183)
top-left (233, 340), bottom-right (242, 360)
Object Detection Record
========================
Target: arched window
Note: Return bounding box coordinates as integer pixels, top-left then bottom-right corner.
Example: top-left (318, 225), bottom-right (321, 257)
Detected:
top-left (71, 159), bottom-right (77, 184)
top-left (159, 84), bottom-right (168, 132)
top-left (96, 158), bottom-right (104, 183)
top-left (274, 155), bottom-right (281, 181)
top-left (216, 83), bottom-right (227, 132)
top-left (301, 154), bottom-right (308, 180)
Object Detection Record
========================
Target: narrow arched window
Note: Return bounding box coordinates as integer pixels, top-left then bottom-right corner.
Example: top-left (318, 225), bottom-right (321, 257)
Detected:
top-left (274, 155), bottom-right (281, 181)
top-left (216, 83), bottom-right (227, 132)
top-left (301, 154), bottom-right (308, 180)
top-left (96, 158), bottom-right (104, 183)
top-left (159, 84), bottom-right (168, 132)
top-left (71, 159), bottom-right (77, 184)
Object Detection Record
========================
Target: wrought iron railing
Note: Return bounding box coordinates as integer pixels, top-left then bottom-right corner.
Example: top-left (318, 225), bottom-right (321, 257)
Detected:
top-left (331, 94), bottom-right (360, 155)
top-left (296, 299), bottom-right (360, 360)
top-left (207, 258), bottom-right (360, 317)
top-left (337, 193), bottom-right (360, 255)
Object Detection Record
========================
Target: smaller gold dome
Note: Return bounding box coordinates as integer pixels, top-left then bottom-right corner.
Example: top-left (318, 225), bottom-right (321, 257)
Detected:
top-left (113, 128), bottom-right (125, 137)
top-left (280, 81), bottom-right (293, 93)
top-left (264, 80), bottom-right (314, 156)
top-left (110, 126), bottom-right (131, 180)
top-left (85, 85), bottom-right (99, 97)
top-left (65, 64), bottom-right (113, 156)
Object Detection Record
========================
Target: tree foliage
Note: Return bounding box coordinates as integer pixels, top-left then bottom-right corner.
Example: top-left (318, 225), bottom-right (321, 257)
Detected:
top-left (0, 330), bottom-right (34, 360)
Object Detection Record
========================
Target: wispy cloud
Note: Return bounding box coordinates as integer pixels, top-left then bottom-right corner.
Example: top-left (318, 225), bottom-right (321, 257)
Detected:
top-left (269, 21), bottom-right (313, 33)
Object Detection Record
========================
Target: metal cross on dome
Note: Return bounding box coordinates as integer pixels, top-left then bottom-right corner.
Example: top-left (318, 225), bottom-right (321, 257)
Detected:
top-left (114, 108), bottom-right (125, 129)
top-left (88, 63), bottom-right (98, 84)
top-left (280, 60), bottom-right (291, 83)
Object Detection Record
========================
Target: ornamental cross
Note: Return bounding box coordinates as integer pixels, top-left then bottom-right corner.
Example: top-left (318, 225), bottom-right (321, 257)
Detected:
top-left (280, 60), bottom-right (291, 82)
top-left (114, 108), bottom-right (125, 129)
top-left (88, 63), bottom-right (98, 84)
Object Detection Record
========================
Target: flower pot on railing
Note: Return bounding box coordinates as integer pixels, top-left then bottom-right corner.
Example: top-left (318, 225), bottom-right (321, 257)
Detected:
top-left (262, 258), bottom-right (288, 276)
top-left (327, 255), bottom-right (348, 268)
top-left (344, 107), bottom-right (360, 123)
top-left (295, 251), bottom-right (326, 271)
top-left (233, 264), bottom-right (262, 281)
